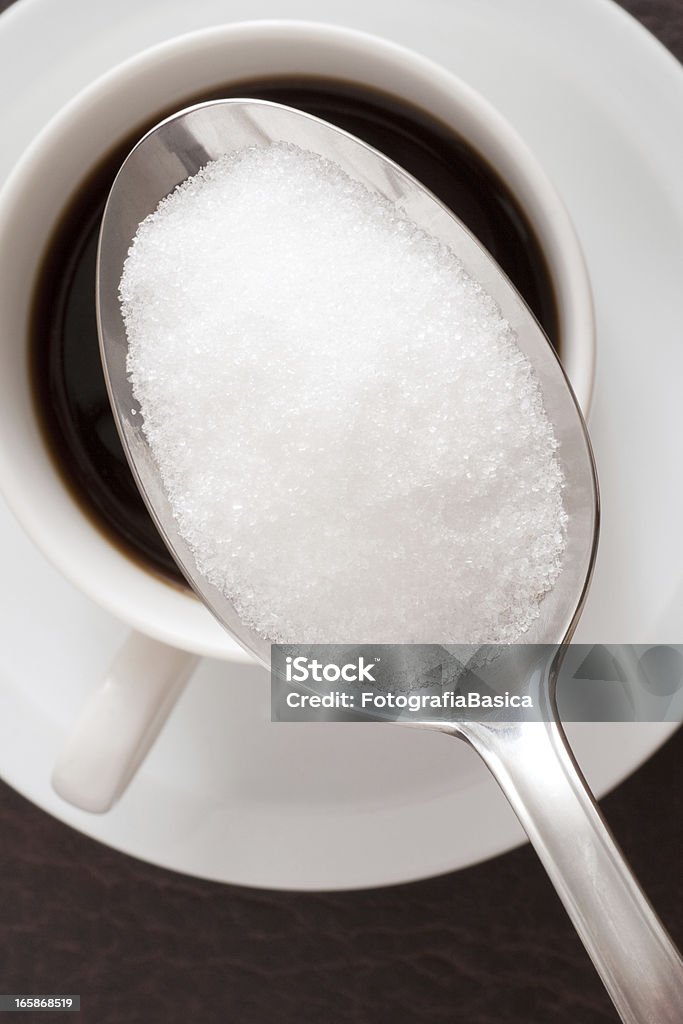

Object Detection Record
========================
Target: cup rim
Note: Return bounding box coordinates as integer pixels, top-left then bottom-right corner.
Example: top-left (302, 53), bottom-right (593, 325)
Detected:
top-left (0, 19), bottom-right (595, 659)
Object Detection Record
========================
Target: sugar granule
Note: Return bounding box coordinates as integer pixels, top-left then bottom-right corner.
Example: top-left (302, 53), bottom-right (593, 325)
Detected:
top-left (120, 142), bottom-right (567, 643)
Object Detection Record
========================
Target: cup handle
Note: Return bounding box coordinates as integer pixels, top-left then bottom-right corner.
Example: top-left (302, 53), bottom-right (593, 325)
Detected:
top-left (51, 631), bottom-right (199, 813)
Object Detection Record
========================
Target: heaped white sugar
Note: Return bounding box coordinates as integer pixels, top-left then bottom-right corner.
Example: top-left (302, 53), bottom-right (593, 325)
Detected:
top-left (121, 142), bottom-right (567, 643)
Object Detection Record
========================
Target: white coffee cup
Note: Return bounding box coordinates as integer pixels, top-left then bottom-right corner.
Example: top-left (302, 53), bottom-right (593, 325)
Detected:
top-left (0, 20), bottom-right (595, 813)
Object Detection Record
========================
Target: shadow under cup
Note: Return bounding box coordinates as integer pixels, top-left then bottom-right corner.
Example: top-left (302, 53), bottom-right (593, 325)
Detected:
top-left (29, 75), bottom-right (562, 591)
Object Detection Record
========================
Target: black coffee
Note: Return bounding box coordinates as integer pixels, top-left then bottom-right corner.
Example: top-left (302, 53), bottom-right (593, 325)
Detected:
top-left (30, 77), bottom-right (559, 587)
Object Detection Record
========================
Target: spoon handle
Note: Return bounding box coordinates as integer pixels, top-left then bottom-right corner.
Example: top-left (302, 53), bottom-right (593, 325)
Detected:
top-left (462, 717), bottom-right (683, 1024)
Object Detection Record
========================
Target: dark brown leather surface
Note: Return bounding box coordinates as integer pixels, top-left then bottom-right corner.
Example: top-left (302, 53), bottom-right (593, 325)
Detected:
top-left (0, 1), bottom-right (681, 1022)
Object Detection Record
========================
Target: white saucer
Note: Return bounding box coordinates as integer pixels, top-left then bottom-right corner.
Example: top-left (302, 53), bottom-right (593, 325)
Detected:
top-left (0, 0), bottom-right (681, 891)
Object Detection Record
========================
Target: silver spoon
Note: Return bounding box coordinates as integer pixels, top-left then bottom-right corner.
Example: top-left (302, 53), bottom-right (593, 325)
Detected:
top-left (97, 99), bottom-right (683, 1023)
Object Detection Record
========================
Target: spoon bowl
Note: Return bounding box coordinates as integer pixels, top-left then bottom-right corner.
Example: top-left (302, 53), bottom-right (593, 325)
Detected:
top-left (97, 98), bottom-right (597, 663)
top-left (97, 99), bottom-right (682, 1023)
